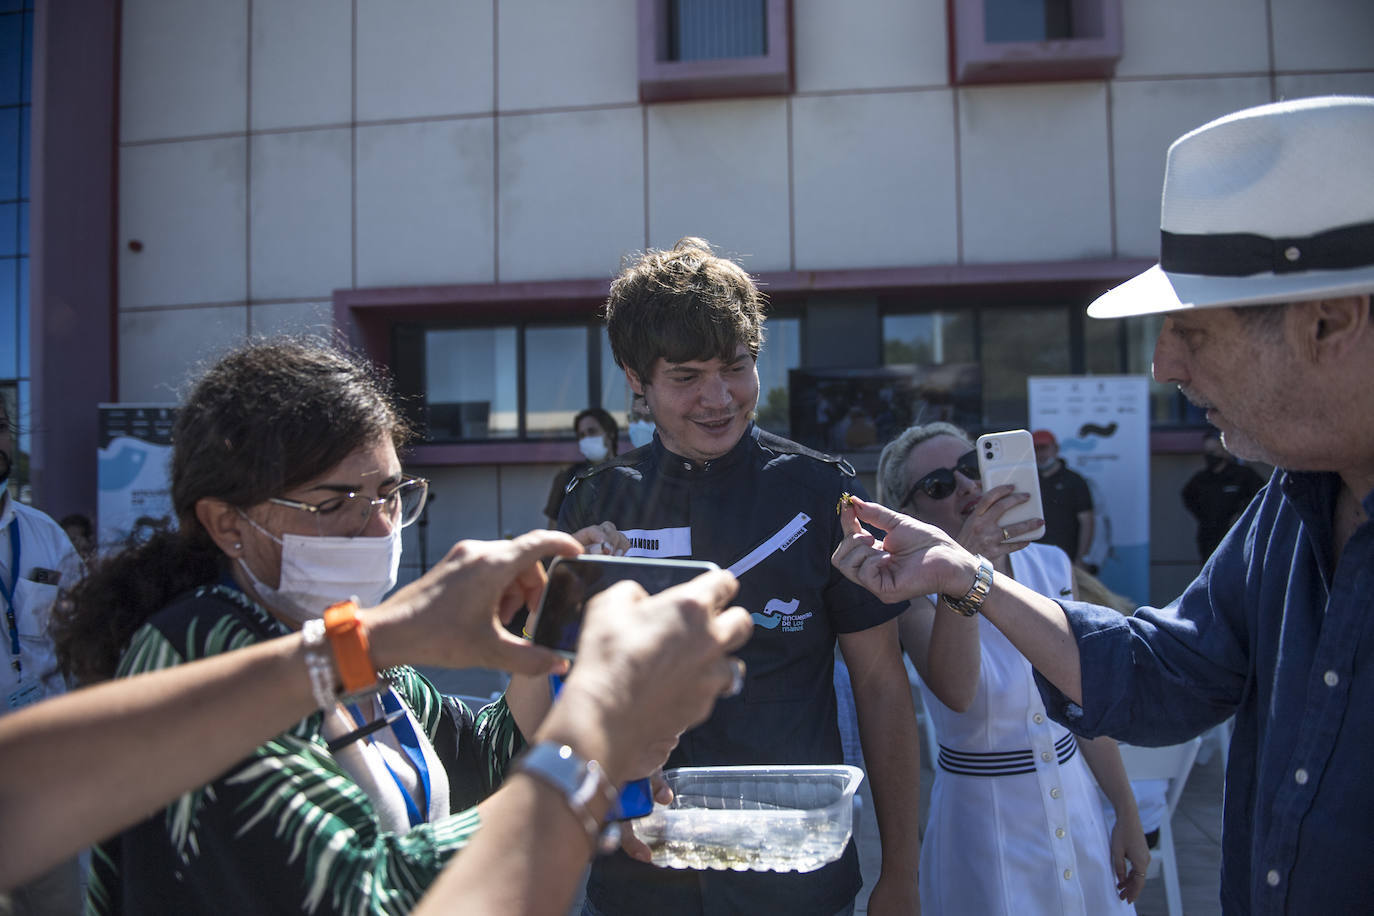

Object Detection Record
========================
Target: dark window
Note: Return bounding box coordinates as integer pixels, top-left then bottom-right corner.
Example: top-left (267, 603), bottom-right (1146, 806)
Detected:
top-left (669, 0), bottom-right (767, 61)
top-left (638, 0), bottom-right (792, 103)
top-left (951, 0), bottom-right (1122, 85)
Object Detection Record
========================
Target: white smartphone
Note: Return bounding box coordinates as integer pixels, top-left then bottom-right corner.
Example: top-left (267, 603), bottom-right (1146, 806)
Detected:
top-left (529, 554), bottom-right (720, 660)
top-left (975, 429), bottom-right (1045, 542)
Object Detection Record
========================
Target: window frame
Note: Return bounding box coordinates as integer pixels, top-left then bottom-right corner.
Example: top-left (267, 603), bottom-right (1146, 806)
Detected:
top-left (637, 0), bottom-right (793, 103)
top-left (949, 0), bottom-right (1123, 86)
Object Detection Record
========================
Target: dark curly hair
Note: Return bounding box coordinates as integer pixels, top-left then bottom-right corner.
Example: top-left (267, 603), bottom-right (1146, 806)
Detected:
top-left (604, 237), bottom-right (766, 385)
top-left (52, 337), bottom-right (410, 685)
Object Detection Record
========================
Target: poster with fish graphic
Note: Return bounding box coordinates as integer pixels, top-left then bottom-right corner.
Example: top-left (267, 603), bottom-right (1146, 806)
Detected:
top-left (1027, 376), bottom-right (1149, 605)
top-left (98, 404), bottom-right (177, 552)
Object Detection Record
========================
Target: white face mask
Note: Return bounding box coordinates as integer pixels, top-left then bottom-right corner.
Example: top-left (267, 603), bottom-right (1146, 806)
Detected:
top-left (578, 435), bottom-right (609, 463)
top-left (628, 421), bottom-right (655, 449)
top-left (237, 514), bottom-right (401, 625)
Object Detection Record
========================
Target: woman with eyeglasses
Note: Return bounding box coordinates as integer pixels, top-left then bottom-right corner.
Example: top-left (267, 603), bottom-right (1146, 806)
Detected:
top-left (49, 338), bottom-right (580, 914)
top-left (874, 422), bottom-right (1148, 915)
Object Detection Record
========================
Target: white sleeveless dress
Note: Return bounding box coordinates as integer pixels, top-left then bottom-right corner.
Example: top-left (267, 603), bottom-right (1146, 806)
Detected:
top-left (917, 543), bottom-right (1134, 915)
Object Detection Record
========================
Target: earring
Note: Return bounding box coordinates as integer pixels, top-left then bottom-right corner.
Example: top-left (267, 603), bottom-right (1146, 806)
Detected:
top-left (233, 542), bottom-right (242, 552)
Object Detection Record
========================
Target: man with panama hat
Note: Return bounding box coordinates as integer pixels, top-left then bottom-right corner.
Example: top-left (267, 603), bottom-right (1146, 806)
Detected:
top-left (828, 95), bottom-right (1374, 915)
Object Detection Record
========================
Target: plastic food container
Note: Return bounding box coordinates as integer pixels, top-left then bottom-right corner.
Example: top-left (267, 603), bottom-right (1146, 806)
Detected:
top-left (631, 765), bottom-right (865, 873)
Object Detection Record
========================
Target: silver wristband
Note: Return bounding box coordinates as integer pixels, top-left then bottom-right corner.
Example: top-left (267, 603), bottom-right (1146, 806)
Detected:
top-left (941, 554), bottom-right (994, 617)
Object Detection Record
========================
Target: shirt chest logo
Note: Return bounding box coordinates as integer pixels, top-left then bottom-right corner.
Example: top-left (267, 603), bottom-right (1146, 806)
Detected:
top-left (753, 596), bottom-right (813, 632)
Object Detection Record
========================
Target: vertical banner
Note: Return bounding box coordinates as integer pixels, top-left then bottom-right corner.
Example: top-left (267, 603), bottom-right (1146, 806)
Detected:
top-left (97, 404), bottom-right (177, 550)
top-left (1027, 376), bottom-right (1150, 604)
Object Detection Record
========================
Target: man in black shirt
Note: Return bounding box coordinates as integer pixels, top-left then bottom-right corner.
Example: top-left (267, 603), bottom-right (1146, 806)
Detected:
top-left (1182, 432), bottom-right (1265, 561)
top-left (1032, 429), bottom-right (1095, 564)
top-left (560, 237), bottom-right (920, 916)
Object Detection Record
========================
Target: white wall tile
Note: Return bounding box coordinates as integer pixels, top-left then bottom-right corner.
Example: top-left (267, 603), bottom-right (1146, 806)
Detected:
top-left (121, 0), bottom-right (248, 141)
top-left (120, 138), bottom-right (248, 308)
top-left (118, 305), bottom-right (248, 401)
top-left (497, 0), bottom-right (639, 110)
top-left (958, 84), bottom-right (1112, 263)
top-left (356, 0), bottom-right (493, 121)
top-left (499, 108), bottom-right (642, 282)
top-left (250, 0), bottom-right (352, 130)
top-left (1116, 0), bottom-right (1269, 78)
top-left (793, 90), bottom-right (957, 270)
top-left (247, 301), bottom-right (335, 338)
top-left (1275, 73), bottom-right (1374, 101)
top-left (419, 465), bottom-right (503, 544)
top-left (250, 129), bottom-right (352, 300)
top-left (646, 99), bottom-right (790, 271)
top-left (500, 464), bottom-right (561, 538)
top-left (1271, 0), bottom-right (1374, 72)
top-left (794, 0), bottom-right (947, 92)
top-left (355, 118), bottom-right (496, 287)
top-left (1111, 78), bottom-right (1272, 258)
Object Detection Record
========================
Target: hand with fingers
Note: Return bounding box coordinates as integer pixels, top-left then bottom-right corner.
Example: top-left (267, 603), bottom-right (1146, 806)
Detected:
top-left (831, 495), bottom-right (978, 605)
top-left (1112, 815), bottom-right (1152, 903)
top-left (572, 521), bottom-right (631, 556)
top-left (364, 529), bottom-right (585, 678)
top-left (957, 484), bottom-right (1044, 562)
top-left (540, 570), bottom-right (753, 795)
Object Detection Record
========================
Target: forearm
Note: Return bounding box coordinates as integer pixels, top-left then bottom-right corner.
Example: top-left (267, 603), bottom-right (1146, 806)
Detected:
top-left (416, 687), bottom-right (627, 916)
top-left (900, 599), bottom-right (979, 713)
top-left (1076, 511), bottom-right (1094, 561)
top-left (844, 630), bottom-right (922, 886)
top-left (0, 633), bottom-right (316, 890)
top-left (964, 559), bottom-right (1084, 705)
top-left (1078, 735), bottom-right (1140, 822)
top-left (503, 672), bottom-right (555, 742)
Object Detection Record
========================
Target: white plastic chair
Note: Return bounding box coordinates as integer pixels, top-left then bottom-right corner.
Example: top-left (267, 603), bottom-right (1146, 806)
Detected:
top-left (1116, 737), bottom-right (1203, 916)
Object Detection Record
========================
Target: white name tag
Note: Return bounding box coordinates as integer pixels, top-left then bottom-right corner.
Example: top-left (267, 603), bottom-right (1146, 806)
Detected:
top-left (621, 527), bottom-right (692, 558)
top-left (7, 680), bottom-right (45, 711)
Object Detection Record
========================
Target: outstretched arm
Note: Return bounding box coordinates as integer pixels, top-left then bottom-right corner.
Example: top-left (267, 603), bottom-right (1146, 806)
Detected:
top-left (831, 496), bottom-right (1085, 704)
top-left (417, 571), bottom-right (753, 916)
top-left (0, 529), bottom-right (585, 891)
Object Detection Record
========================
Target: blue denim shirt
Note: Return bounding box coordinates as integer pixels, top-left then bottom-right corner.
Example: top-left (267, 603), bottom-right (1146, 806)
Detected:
top-left (1036, 470), bottom-right (1374, 915)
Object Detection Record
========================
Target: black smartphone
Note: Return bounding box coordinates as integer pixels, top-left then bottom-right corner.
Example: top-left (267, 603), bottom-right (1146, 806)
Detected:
top-left (529, 554), bottom-right (719, 820)
top-left (529, 555), bottom-right (720, 660)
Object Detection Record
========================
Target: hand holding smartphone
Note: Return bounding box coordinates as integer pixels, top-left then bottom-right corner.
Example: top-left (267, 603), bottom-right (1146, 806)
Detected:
top-left (975, 430), bottom-right (1045, 543)
top-left (528, 554), bottom-right (721, 819)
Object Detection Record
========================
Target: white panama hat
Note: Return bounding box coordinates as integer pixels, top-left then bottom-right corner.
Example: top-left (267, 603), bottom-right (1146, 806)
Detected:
top-left (1089, 96), bottom-right (1374, 319)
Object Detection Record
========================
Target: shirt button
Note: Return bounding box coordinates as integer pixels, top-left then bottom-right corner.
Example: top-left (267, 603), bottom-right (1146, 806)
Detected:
top-left (1041, 751), bottom-right (1052, 761)
top-left (1324, 670), bottom-right (1340, 687)
top-left (1294, 768), bottom-right (1309, 785)
top-left (1050, 788), bottom-right (1061, 799)
top-left (1055, 827), bottom-right (1066, 839)
top-left (1267, 869), bottom-right (1280, 887)
top-left (1063, 868), bottom-right (1073, 880)
top-left (1033, 714), bottom-right (1045, 724)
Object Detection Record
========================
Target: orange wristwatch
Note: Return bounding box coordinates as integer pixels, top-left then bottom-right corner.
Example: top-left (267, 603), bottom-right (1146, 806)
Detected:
top-left (323, 600), bottom-right (379, 696)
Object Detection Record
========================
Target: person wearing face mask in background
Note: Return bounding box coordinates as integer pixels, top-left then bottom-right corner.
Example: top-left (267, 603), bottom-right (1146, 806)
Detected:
top-left (1181, 431), bottom-right (1265, 562)
top-left (49, 338), bottom-right (609, 915)
top-left (626, 394), bottom-right (655, 450)
top-left (544, 408), bottom-right (620, 527)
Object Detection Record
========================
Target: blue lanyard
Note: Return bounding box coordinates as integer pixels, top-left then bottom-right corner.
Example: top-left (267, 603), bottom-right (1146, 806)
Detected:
top-left (2, 519), bottom-right (20, 674)
top-left (348, 688), bottom-right (432, 829)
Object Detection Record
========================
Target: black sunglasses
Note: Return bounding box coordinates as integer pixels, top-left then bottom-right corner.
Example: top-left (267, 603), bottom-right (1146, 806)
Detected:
top-left (902, 450), bottom-right (979, 505)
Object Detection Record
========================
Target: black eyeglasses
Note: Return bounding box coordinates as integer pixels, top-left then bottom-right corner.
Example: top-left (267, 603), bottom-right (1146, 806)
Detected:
top-left (901, 451), bottom-right (979, 505)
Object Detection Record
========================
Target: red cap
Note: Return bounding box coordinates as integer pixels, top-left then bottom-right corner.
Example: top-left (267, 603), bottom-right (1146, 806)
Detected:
top-left (1031, 429), bottom-right (1057, 447)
